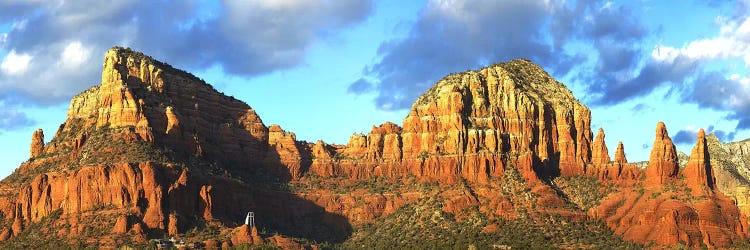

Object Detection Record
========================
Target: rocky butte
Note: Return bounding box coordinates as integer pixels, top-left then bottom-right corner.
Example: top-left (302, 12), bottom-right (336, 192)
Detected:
top-left (0, 47), bottom-right (748, 249)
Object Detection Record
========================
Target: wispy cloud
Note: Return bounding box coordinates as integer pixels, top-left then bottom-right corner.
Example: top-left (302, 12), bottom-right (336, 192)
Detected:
top-left (0, 101), bottom-right (33, 132)
top-left (673, 125), bottom-right (736, 145)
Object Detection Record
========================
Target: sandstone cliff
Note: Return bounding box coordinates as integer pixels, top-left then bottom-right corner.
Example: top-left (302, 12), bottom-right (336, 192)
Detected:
top-left (592, 124), bottom-right (748, 247)
top-left (0, 48), bottom-right (748, 249)
top-left (0, 47), bottom-right (348, 248)
top-left (707, 134), bottom-right (750, 221)
top-left (303, 59), bottom-right (595, 184)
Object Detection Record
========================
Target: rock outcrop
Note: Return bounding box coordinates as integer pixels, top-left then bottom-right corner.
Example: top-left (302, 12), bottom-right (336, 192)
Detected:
top-left (264, 125), bottom-right (304, 180)
top-left (614, 141), bottom-right (627, 164)
top-left (593, 125), bottom-right (748, 247)
top-left (593, 188), bottom-right (748, 247)
top-left (0, 48), bottom-right (341, 246)
top-left (30, 129), bottom-right (44, 158)
top-left (596, 141), bottom-right (641, 182)
top-left (591, 128), bottom-right (610, 166)
top-left (302, 60), bottom-right (595, 184)
top-left (645, 122), bottom-right (679, 187)
top-left (1, 48), bottom-right (748, 249)
top-left (706, 134), bottom-right (750, 219)
top-left (684, 129), bottom-right (715, 195)
top-left (231, 224), bottom-right (263, 246)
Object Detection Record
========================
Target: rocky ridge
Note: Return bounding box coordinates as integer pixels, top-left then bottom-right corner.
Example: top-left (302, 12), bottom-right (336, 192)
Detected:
top-left (707, 134), bottom-right (750, 220)
top-left (592, 124), bottom-right (747, 247)
top-left (0, 47), bottom-right (747, 248)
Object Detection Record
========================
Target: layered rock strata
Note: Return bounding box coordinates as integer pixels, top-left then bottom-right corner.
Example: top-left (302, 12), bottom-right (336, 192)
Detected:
top-left (304, 60), bottom-right (595, 184)
top-left (0, 48), bottom-right (747, 248)
top-left (593, 124), bottom-right (748, 247)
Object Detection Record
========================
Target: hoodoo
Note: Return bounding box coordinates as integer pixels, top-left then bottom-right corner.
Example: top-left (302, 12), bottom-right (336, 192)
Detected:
top-left (29, 128), bottom-right (44, 158)
top-left (684, 129), bottom-right (715, 195)
top-left (614, 141), bottom-right (627, 164)
top-left (645, 121), bottom-right (679, 187)
top-left (591, 128), bottom-right (610, 166)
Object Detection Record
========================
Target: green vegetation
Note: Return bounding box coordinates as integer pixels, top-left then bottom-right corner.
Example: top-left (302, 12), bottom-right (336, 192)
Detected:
top-left (0, 210), bottom-right (84, 250)
top-left (286, 174), bottom-right (437, 195)
top-left (552, 176), bottom-right (611, 210)
top-left (2, 125), bottom-right (175, 186)
top-left (341, 196), bottom-right (640, 249)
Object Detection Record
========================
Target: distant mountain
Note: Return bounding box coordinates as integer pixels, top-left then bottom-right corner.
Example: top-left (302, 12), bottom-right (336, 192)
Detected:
top-left (0, 47), bottom-right (747, 249)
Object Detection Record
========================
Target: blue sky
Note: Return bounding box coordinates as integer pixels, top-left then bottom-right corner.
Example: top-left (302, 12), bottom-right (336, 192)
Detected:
top-left (0, 0), bottom-right (749, 178)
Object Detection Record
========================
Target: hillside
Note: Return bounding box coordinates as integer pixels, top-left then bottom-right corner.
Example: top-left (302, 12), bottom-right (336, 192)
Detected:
top-left (0, 47), bottom-right (747, 249)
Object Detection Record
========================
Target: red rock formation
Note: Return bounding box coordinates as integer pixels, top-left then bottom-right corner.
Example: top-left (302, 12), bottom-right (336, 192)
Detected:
top-left (593, 128), bottom-right (746, 248)
top-left (231, 224), bottom-right (263, 246)
top-left (303, 60), bottom-right (594, 183)
top-left (593, 189), bottom-right (748, 247)
top-left (684, 129), bottom-right (715, 195)
top-left (112, 215), bottom-right (128, 234)
top-left (0, 229), bottom-right (10, 242)
top-left (264, 125), bottom-right (304, 180)
top-left (96, 50), bottom-right (153, 141)
top-left (168, 213), bottom-right (179, 236)
top-left (199, 185), bottom-right (214, 221)
top-left (2, 48), bottom-right (747, 249)
top-left (267, 235), bottom-right (305, 250)
top-left (30, 128), bottom-right (44, 158)
top-left (308, 140), bottom-right (337, 177)
top-left (399, 62), bottom-right (593, 182)
top-left (645, 122), bottom-right (679, 187)
top-left (614, 141), bottom-right (627, 164)
top-left (597, 141), bottom-right (641, 182)
top-left (591, 128), bottom-right (610, 166)
top-left (11, 218), bottom-right (22, 237)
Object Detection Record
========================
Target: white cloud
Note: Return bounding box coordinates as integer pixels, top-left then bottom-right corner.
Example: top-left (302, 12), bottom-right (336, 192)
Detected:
top-left (0, 0), bottom-right (372, 104)
top-left (245, 0), bottom-right (307, 9)
top-left (59, 41), bottom-right (90, 68)
top-left (651, 45), bottom-right (679, 63)
top-left (0, 50), bottom-right (32, 76)
top-left (652, 16), bottom-right (750, 65)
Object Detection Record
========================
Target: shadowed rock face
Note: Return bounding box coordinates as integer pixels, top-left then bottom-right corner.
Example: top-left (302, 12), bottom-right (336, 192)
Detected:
top-left (0, 48), bottom-right (748, 248)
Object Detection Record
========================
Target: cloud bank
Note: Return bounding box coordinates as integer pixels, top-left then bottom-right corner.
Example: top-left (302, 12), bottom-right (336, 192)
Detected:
top-left (0, 0), bottom-right (373, 105)
top-left (352, 0), bottom-right (649, 110)
top-left (350, 0), bottom-right (750, 134)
